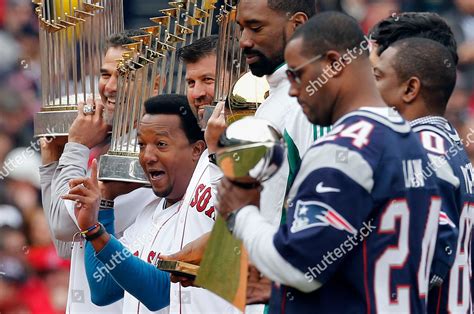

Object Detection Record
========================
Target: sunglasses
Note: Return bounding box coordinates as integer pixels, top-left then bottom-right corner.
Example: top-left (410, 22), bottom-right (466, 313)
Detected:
top-left (286, 54), bottom-right (323, 85)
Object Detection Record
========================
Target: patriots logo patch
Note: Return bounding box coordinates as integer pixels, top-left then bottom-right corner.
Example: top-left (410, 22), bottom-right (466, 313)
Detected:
top-left (290, 200), bottom-right (357, 234)
top-left (439, 211), bottom-right (456, 228)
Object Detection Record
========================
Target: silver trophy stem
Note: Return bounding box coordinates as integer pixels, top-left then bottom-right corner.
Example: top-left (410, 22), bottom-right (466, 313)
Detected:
top-left (166, 34), bottom-right (177, 93)
top-left (40, 26), bottom-right (48, 109)
top-left (120, 66), bottom-right (133, 151)
top-left (126, 66), bottom-right (140, 152)
top-left (111, 69), bottom-right (124, 151)
top-left (47, 29), bottom-right (54, 106)
top-left (71, 14), bottom-right (79, 106)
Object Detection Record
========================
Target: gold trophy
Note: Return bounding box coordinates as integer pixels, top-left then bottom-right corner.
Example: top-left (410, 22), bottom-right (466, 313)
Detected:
top-left (193, 117), bottom-right (286, 310)
top-left (33, 0), bottom-right (124, 137)
top-left (216, 117), bottom-right (285, 186)
top-left (98, 0), bottom-right (219, 184)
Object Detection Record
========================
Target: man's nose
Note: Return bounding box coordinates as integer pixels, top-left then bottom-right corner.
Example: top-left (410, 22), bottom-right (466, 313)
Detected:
top-left (240, 29), bottom-right (254, 50)
top-left (104, 74), bottom-right (118, 96)
top-left (191, 81), bottom-right (207, 99)
top-left (141, 145), bottom-right (158, 165)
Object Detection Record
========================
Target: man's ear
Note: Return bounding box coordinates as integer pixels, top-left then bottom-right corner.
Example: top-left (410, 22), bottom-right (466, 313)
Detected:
top-left (289, 12), bottom-right (308, 31)
top-left (402, 77), bottom-right (421, 104)
top-left (192, 140), bottom-right (207, 161)
top-left (326, 50), bottom-right (344, 78)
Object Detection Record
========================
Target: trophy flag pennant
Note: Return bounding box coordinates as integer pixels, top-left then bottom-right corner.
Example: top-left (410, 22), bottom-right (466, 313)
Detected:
top-left (195, 215), bottom-right (248, 311)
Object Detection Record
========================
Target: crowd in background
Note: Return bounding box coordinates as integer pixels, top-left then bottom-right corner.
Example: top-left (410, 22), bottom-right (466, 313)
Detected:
top-left (0, 0), bottom-right (472, 312)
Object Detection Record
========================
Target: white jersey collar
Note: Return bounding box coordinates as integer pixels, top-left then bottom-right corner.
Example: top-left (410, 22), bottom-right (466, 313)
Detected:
top-left (266, 63), bottom-right (288, 90)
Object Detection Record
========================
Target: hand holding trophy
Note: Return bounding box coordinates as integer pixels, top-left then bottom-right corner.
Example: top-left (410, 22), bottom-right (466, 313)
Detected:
top-left (158, 117), bottom-right (285, 311)
top-left (200, 117), bottom-right (286, 310)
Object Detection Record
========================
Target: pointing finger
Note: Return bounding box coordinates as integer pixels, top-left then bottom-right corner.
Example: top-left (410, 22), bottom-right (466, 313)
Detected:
top-left (90, 159), bottom-right (99, 187)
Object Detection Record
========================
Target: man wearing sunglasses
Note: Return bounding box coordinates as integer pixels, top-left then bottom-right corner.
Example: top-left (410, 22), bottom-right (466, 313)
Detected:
top-left (286, 54), bottom-right (323, 92)
top-left (217, 12), bottom-right (441, 313)
top-left (232, 0), bottom-right (330, 306)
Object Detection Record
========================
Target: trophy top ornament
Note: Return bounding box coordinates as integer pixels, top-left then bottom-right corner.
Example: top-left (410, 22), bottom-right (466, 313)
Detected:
top-left (216, 117), bottom-right (286, 185)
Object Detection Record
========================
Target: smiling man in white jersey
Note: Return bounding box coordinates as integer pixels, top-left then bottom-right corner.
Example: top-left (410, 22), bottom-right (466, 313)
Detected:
top-left (39, 30), bottom-right (158, 313)
top-left (62, 94), bottom-right (238, 314)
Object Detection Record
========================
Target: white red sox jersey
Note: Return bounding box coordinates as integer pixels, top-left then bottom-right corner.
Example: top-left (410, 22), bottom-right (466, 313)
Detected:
top-left (118, 151), bottom-right (239, 314)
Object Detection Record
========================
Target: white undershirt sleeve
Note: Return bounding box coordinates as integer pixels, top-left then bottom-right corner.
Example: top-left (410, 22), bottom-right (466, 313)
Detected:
top-left (233, 205), bottom-right (321, 293)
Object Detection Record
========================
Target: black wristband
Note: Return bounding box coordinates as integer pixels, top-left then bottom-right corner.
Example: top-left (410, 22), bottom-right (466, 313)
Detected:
top-left (226, 211), bottom-right (237, 234)
top-left (208, 153), bottom-right (217, 165)
top-left (100, 199), bottom-right (114, 209)
top-left (225, 206), bottom-right (245, 234)
top-left (84, 223), bottom-right (105, 241)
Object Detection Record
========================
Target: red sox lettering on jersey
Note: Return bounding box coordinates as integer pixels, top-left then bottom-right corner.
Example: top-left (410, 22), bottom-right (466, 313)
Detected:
top-left (142, 184), bottom-right (216, 266)
top-left (190, 183), bottom-right (216, 220)
top-left (119, 152), bottom-right (237, 313)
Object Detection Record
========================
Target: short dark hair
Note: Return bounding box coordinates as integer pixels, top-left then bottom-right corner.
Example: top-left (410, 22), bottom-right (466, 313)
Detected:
top-left (268, 0), bottom-right (317, 18)
top-left (291, 11), bottom-right (368, 58)
top-left (390, 37), bottom-right (457, 111)
top-left (370, 12), bottom-right (458, 65)
top-left (106, 29), bottom-right (162, 81)
top-left (106, 29), bottom-right (149, 50)
top-left (178, 35), bottom-right (218, 64)
top-left (143, 94), bottom-right (204, 143)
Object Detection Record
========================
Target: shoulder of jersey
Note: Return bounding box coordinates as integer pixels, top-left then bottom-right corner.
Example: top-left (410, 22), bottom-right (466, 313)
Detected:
top-left (411, 121), bottom-right (466, 189)
top-left (303, 108), bottom-right (413, 183)
top-left (298, 109), bottom-right (404, 194)
top-left (340, 107), bottom-right (411, 134)
top-left (311, 107), bottom-right (410, 151)
top-left (411, 121), bottom-right (462, 153)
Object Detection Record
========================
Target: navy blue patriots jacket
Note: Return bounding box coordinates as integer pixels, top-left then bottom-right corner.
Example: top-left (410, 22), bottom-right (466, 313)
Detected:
top-left (411, 117), bottom-right (474, 314)
top-left (233, 107), bottom-right (442, 314)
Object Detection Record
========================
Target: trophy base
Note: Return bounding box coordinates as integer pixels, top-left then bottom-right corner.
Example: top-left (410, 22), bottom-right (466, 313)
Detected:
top-left (201, 105), bottom-right (257, 130)
top-left (226, 109), bottom-right (257, 124)
top-left (34, 110), bottom-right (78, 137)
top-left (156, 260), bottom-right (199, 279)
top-left (98, 154), bottom-right (150, 184)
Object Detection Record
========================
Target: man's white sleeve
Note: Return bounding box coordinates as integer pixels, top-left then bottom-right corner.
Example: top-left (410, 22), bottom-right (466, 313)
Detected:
top-left (233, 205), bottom-right (321, 293)
top-left (39, 161), bottom-right (72, 259)
top-left (209, 162), bottom-right (223, 200)
top-left (50, 142), bottom-right (90, 241)
top-left (113, 187), bottom-right (157, 238)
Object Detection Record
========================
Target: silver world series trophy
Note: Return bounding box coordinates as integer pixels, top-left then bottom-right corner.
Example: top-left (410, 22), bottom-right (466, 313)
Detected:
top-left (216, 117), bottom-right (286, 187)
top-left (33, 0), bottom-right (124, 137)
top-left (98, 0), bottom-right (219, 184)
